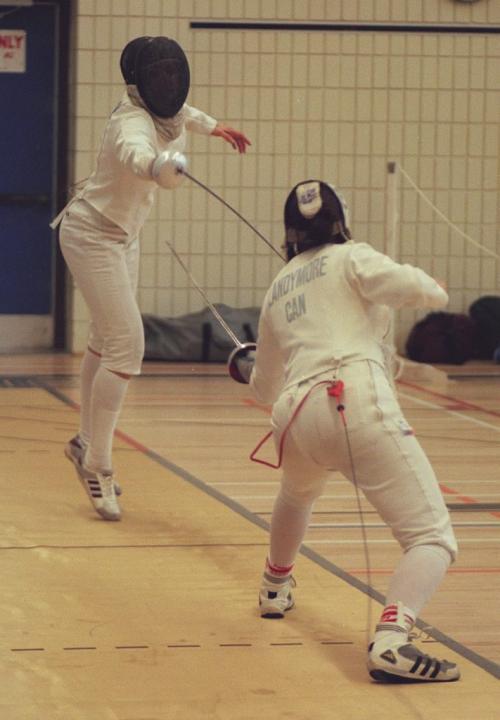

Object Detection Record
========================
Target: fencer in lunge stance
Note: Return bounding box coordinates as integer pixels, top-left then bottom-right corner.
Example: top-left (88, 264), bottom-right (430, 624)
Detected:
top-left (228, 180), bottom-right (459, 683)
top-left (54, 36), bottom-right (250, 522)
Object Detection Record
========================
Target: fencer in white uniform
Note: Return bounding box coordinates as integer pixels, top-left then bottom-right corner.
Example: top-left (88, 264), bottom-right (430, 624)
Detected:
top-left (56, 36), bottom-right (250, 522)
top-left (229, 180), bottom-right (459, 683)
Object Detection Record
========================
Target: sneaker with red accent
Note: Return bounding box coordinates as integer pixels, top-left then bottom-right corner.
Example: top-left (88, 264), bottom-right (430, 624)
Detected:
top-left (367, 637), bottom-right (460, 683)
top-left (259, 576), bottom-right (296, 619)
top-left (65, 435), bottom-right (122, 496)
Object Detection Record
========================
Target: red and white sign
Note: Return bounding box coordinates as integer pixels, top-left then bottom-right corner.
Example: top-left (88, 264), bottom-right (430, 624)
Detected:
top-left (0, 30), bottom-right (26, 73)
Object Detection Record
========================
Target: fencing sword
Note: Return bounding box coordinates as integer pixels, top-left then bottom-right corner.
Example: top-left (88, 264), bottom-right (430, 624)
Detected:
top-left (181, 168), bottom-right (285, 261)
top-left (165, 238), bottom-right (258, 385)
top-left (152, 150), bottom-right (285, 261)
top-left (164, 238), bottom-right (244, 350)
top-left (157, 150), bottom-right (284, 353)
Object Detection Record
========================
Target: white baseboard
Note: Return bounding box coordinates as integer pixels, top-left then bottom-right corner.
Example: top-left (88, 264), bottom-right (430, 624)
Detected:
top-left (0, 316), bottom-right (53, 352)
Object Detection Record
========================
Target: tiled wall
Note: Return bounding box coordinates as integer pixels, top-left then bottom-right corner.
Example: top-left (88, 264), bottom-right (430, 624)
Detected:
top-left (68, 0), bottom-right (500, 353)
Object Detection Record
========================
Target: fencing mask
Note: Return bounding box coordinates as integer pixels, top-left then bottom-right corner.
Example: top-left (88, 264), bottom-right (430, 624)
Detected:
top-left (134, 36), bottom-right (190, 118)
top-left (283, 180), bottom-right (351, 261)
top-left (120, 36), bottom-right (152, 85)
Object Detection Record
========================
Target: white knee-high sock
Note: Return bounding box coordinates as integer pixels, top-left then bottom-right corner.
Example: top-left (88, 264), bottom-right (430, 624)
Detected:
top-left (386, 544), bottom-right (451, 617)
top-left (78, 349), bottom-right (101, 445)
top-left (268, 490), bottom-right (313, 570)
top-left (86, 367), bottom-right (129, 472)
top-left (373, 544), bottom-right (451, 645)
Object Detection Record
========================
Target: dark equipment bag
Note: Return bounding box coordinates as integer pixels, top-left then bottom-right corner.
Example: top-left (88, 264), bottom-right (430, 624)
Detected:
top-left (405, 311), bottom-right (479, 365)
top-left (142, 304), bottom-right (259, 362)
top-left (468, 296), bottom-right (500, 359)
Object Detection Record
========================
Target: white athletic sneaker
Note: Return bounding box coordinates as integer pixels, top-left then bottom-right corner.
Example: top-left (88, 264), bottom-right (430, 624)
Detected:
top-left (259, 576), bottom-right (296, 619)
top-left (64, 437), bottom-right (121, 521)
top-left (367, 636), bottom-right (460, 683)
top-left (65, 435), bottom-right (122, 496)
top-left (79, 464), bottom-right (121, 522)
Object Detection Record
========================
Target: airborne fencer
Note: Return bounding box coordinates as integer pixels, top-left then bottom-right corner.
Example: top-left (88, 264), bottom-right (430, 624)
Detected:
top-left (54, 36), bottom-right (250, 521)
top-left (228, 180), bottom-right (460, 683)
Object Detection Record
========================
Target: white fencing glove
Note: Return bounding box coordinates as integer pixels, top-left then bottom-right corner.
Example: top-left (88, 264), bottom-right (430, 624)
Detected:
top-left (227, 343), bottom-right (256, 384)
top-left (152, 150), bottom-right (187, 189)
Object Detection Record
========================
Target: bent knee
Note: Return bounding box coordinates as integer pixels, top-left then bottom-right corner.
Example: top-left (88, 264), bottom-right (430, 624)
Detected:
top-left (400, 530), bottom-right (458, 565)
top-left (280, 477), bottom-right (326, 509)
top-left (101, 326), bottom-right (145, 376)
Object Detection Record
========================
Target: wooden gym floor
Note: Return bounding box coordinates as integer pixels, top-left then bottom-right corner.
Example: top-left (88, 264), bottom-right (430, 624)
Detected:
top-left (0, 353), bottom-right (499, 720)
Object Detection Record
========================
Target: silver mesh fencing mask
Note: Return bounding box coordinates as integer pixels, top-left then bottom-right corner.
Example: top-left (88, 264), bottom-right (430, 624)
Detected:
top-left (134, 36), bottom-right (190, 118)
top-left (283, 180), bottom-right (351, 260)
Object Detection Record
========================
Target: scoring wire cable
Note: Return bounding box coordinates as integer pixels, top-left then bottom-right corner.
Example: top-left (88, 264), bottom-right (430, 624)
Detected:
top-left (165, 239), bottom-right (243, 349)
top-left (338, 407), bottom-right (374, 648)
top-left (181, 169), bottom-right (286, 261)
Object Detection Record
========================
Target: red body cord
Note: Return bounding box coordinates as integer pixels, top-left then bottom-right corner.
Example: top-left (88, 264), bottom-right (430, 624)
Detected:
top-left (250, 379), bottom-right (345, 468)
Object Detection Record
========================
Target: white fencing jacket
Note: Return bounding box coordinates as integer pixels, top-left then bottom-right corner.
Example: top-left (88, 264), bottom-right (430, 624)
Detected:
top-left (60, 95), bottom-right (216, 237)
top-left (250, 241), bottom-right (448, 405)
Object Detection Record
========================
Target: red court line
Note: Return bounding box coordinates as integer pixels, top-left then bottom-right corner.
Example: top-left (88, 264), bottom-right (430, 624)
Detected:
top-left (243, 397), bottom-right (271, 414)
top-left (439, 486), bottom-right (500, 520)
top-left (53, 393), bottom-right (166, 456)
top-left (114, 427), bottom-right (151, 454)
top-left (398, 379), bottom-right (500, 420)
top-left (440, 485), bottom-right (479, 505)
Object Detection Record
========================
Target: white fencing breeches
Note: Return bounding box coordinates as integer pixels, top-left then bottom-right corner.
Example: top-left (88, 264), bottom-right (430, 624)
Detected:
top-left (59, 200), bottom-right (144, 375)
top-left (271, 360), bottom-right (457, 561)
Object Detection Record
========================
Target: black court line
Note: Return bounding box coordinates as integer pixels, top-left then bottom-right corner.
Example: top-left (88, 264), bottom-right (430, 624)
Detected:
top-left (32, 379), bottom-right (500, 680)
top-left (448, 374), bottom-right (500, 381)
top-left (447, 503), bottom-right (500, 512)
top-left (12, 641), bottom-right (363, 652)
top-left (264, 505), bottom-right (500, 514)
top-left (0, 373), bottom-right (227, 385)
top-left (0, 377), bottom-right (39, 387)
top-left (190, 20), bottom-right (500, 35)
top-left (270, 642), bottom-right (303, 646)
top-left (42, 371), bottom-right (227, 380)
top-left (321, 641), bottom-right (354, 646)
top-left (260, 510), bottom-right (377, 516)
